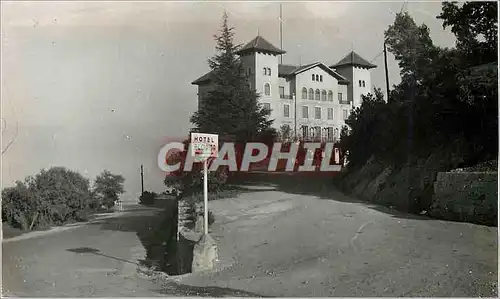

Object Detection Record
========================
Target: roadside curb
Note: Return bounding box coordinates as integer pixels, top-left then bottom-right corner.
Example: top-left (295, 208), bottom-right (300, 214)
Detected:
top-left (2, 212), bottom-right (126, 243)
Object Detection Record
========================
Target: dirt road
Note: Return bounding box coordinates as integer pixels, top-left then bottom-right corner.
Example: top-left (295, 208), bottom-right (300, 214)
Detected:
top-left (3, 175), bottom-right (498, 297)
top-left (2, 204), bottom-right (168, 297)
top-left (176, 174), bottom-right (498, 297)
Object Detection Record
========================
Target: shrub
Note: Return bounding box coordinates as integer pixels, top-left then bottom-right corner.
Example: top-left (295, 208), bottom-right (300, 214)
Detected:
top-left (139, 191), bottom-right (157, 205)
top-left (183, 194), bottom-right (215, 226)
top-left (33, 167), bottom-right (93, 224)
top-left (2, 181), bottom-right (34, 230)
top-left (75, 209), bottom-right (90, 222)
top-left (93, 170), bottom-right (125, 209)
top-left (2, 167), bottom-right (93, 230)
top-left (163, 139), bottom-right (229, 197)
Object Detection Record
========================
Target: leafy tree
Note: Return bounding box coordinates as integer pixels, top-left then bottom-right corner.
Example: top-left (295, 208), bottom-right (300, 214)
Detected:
top-left (2, 167), bottom-right (93, 230)
top-left (342, 3), bottom-right (497, 171)
top-left (190, 12), bottom-right (274, 142)
top-left (2, 181), bottom-right (35, 230)
top-left (385, 12), bottom-right (440, 86)
top-left (438, 1), bottom-right (498, 162)
top-left (438, 1), bottom-right (497, 66)
top-left (93, 170), bottom-right (125, 209)
top-left (31, 167), bottom-right (93, 224)
top-left (342, 88), bottom-right (396, 167)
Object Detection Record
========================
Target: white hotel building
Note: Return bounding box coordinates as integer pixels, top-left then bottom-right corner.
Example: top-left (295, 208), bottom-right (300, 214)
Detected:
top-left (192, 36), bottom-right (376, 142)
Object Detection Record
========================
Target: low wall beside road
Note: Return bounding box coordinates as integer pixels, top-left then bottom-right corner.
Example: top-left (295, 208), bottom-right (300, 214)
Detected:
top-left (429, 172), bottom-right (497, 226)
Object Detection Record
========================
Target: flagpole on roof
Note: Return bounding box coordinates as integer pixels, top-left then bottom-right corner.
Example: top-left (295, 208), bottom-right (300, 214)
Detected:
top-left (279, 3), bottom-right (283, 64)
top-left (351, 41), bottom-right (354, 62)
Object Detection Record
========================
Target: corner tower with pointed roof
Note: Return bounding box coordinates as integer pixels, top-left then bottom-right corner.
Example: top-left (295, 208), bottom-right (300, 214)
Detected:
top-left (237, 36), bottom-right (284, 108)
top-left (330, 51), bottom-right (377, 108)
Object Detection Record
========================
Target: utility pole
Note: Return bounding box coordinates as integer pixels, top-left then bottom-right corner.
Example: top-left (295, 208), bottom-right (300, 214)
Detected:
top-left (384, 40), bottom-right (390, 102)
top-left (140, 164), bottom-right (144, 195)
top-left (279, 3), bottom-right (283, 64)
top-left (293, 93), bottom-right (297, 140)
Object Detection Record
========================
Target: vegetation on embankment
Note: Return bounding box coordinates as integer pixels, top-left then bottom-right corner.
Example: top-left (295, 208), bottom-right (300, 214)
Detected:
top-left (2, 167), bottom-right (125, 233)
top-left (336, 2), bottom-right (497, 225)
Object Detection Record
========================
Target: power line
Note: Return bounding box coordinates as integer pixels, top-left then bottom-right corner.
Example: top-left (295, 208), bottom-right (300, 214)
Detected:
top-left (370, 50), bottom-right (384, 63)
top-left (1, 98), bottom-right (20, 155)
top-left (1, 119), bottom-right (18, 155)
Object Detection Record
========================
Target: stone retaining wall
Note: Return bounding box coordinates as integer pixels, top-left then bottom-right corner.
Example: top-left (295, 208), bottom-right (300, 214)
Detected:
top-left (176, 197), bottom-right (214, 273)
top-left (337, 156), bottom-right (497, 226)
top-left (430, 172), bottom-right (497, 226)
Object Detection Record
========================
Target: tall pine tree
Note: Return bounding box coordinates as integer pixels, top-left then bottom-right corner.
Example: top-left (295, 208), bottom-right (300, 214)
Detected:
top-left (190, 12), bottom-right (274, 142)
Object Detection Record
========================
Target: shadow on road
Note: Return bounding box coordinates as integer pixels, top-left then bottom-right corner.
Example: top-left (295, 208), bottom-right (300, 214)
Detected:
top-left (74, 201), bottom-right (268, 296)
top-left (156, 282), bottom-right (268, 297)
top-left (66, 247), bottom-right (140, 266)
top-left (228, 172), bottom-right (437, 222)
top-left (86, 200), bottom-right (191, 275)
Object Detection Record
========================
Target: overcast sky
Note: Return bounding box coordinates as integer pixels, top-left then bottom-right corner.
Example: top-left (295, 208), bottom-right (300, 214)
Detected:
top-left (1, 1), bottom-right (456, 199)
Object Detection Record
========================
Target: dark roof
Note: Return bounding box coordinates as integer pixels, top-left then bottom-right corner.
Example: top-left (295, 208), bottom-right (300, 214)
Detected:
top-left (278, 64), bottom-right (298, 76)
top-left (290, 63), bottom-right (318, 74)
top-left (192, 71), bottom-right (212, 85)
top-left (279, 62), bottom-right (350, 84)
top-left (193, 62), bottom-right (351, 85)
top-left (330, 51), bottom-right (377, 69)
top-left (236, 36), bottom-right (285, 55)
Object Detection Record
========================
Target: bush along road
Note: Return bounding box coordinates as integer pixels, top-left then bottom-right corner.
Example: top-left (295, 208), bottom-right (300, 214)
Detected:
top-left (2, 167), bottom-right (125, 236)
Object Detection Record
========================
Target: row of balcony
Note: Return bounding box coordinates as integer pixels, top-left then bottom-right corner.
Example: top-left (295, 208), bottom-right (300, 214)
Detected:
top-left (279, 94), bottom-right (294, 100)
top-left (277, 136), bottom-right (340, 143)
top-left (279, 94), bottom-right (352, 105)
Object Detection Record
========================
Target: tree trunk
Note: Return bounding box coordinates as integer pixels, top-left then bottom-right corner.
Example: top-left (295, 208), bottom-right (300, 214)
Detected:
top-left (29, 212), bottom-right (39, 231)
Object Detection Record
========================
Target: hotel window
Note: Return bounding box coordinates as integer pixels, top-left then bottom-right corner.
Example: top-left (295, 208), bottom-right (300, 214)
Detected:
top-left (314, 126), bottom-right (321, 139)
top-left (302, 126), bottom-right (309, 139)
top-left (284, 104), bottom-right (290, 118)
top-left (327, 127), bottom-right (334, 141)
top-left (247, 68), bottom-right (252, 75)
top-left (362, 80), bottom-right (365, 87)
top-left (264, 68), bottom-right (268, 75)
top-left (359, 80), bottom-right (362, 87)
top-left (302, 87), bottom-right (308, 99)
top-left (327, 108), bottom-right (334, 120)
top-left (320, 75), bottom-right (323, 82)
top-left (263, 103), bottom-right (271, 111)
top-left (338, 92), bottom-right (343, 103)
top-left (343, 109), bottom-right (349, 120)
top-left (279, 86), bottom-right (285, 97)
top-left (312, 74), bottom-right (315, 81)
top-left (315, 74), bottom-right (319, 81)
top-left (308, 88), bottom-right (314, 100)
top-left (264, 83), bottom-right (270, 96)
top-left (334, 128), bottom-right (340, 139)
top-left (268, 68), bottom-right (272, 76)
top-left (315, 89), bottom-right (320, 101)
top-left (328, 90), bottom-right (333, 101)
top-left (315, 107), bottom-right (321, 119)
top-left (302, 106), bottom-right (309, 118)
top-left (321, 90), bottom-right (327, 101)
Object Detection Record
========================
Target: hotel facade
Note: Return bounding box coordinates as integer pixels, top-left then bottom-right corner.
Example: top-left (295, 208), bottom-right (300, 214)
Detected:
top-left (193, 36), bottom-right (376, 142)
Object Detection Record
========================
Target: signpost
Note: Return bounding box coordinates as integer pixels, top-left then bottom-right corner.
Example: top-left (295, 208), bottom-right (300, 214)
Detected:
top-left (190, 132), bottom-right (219, 235)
